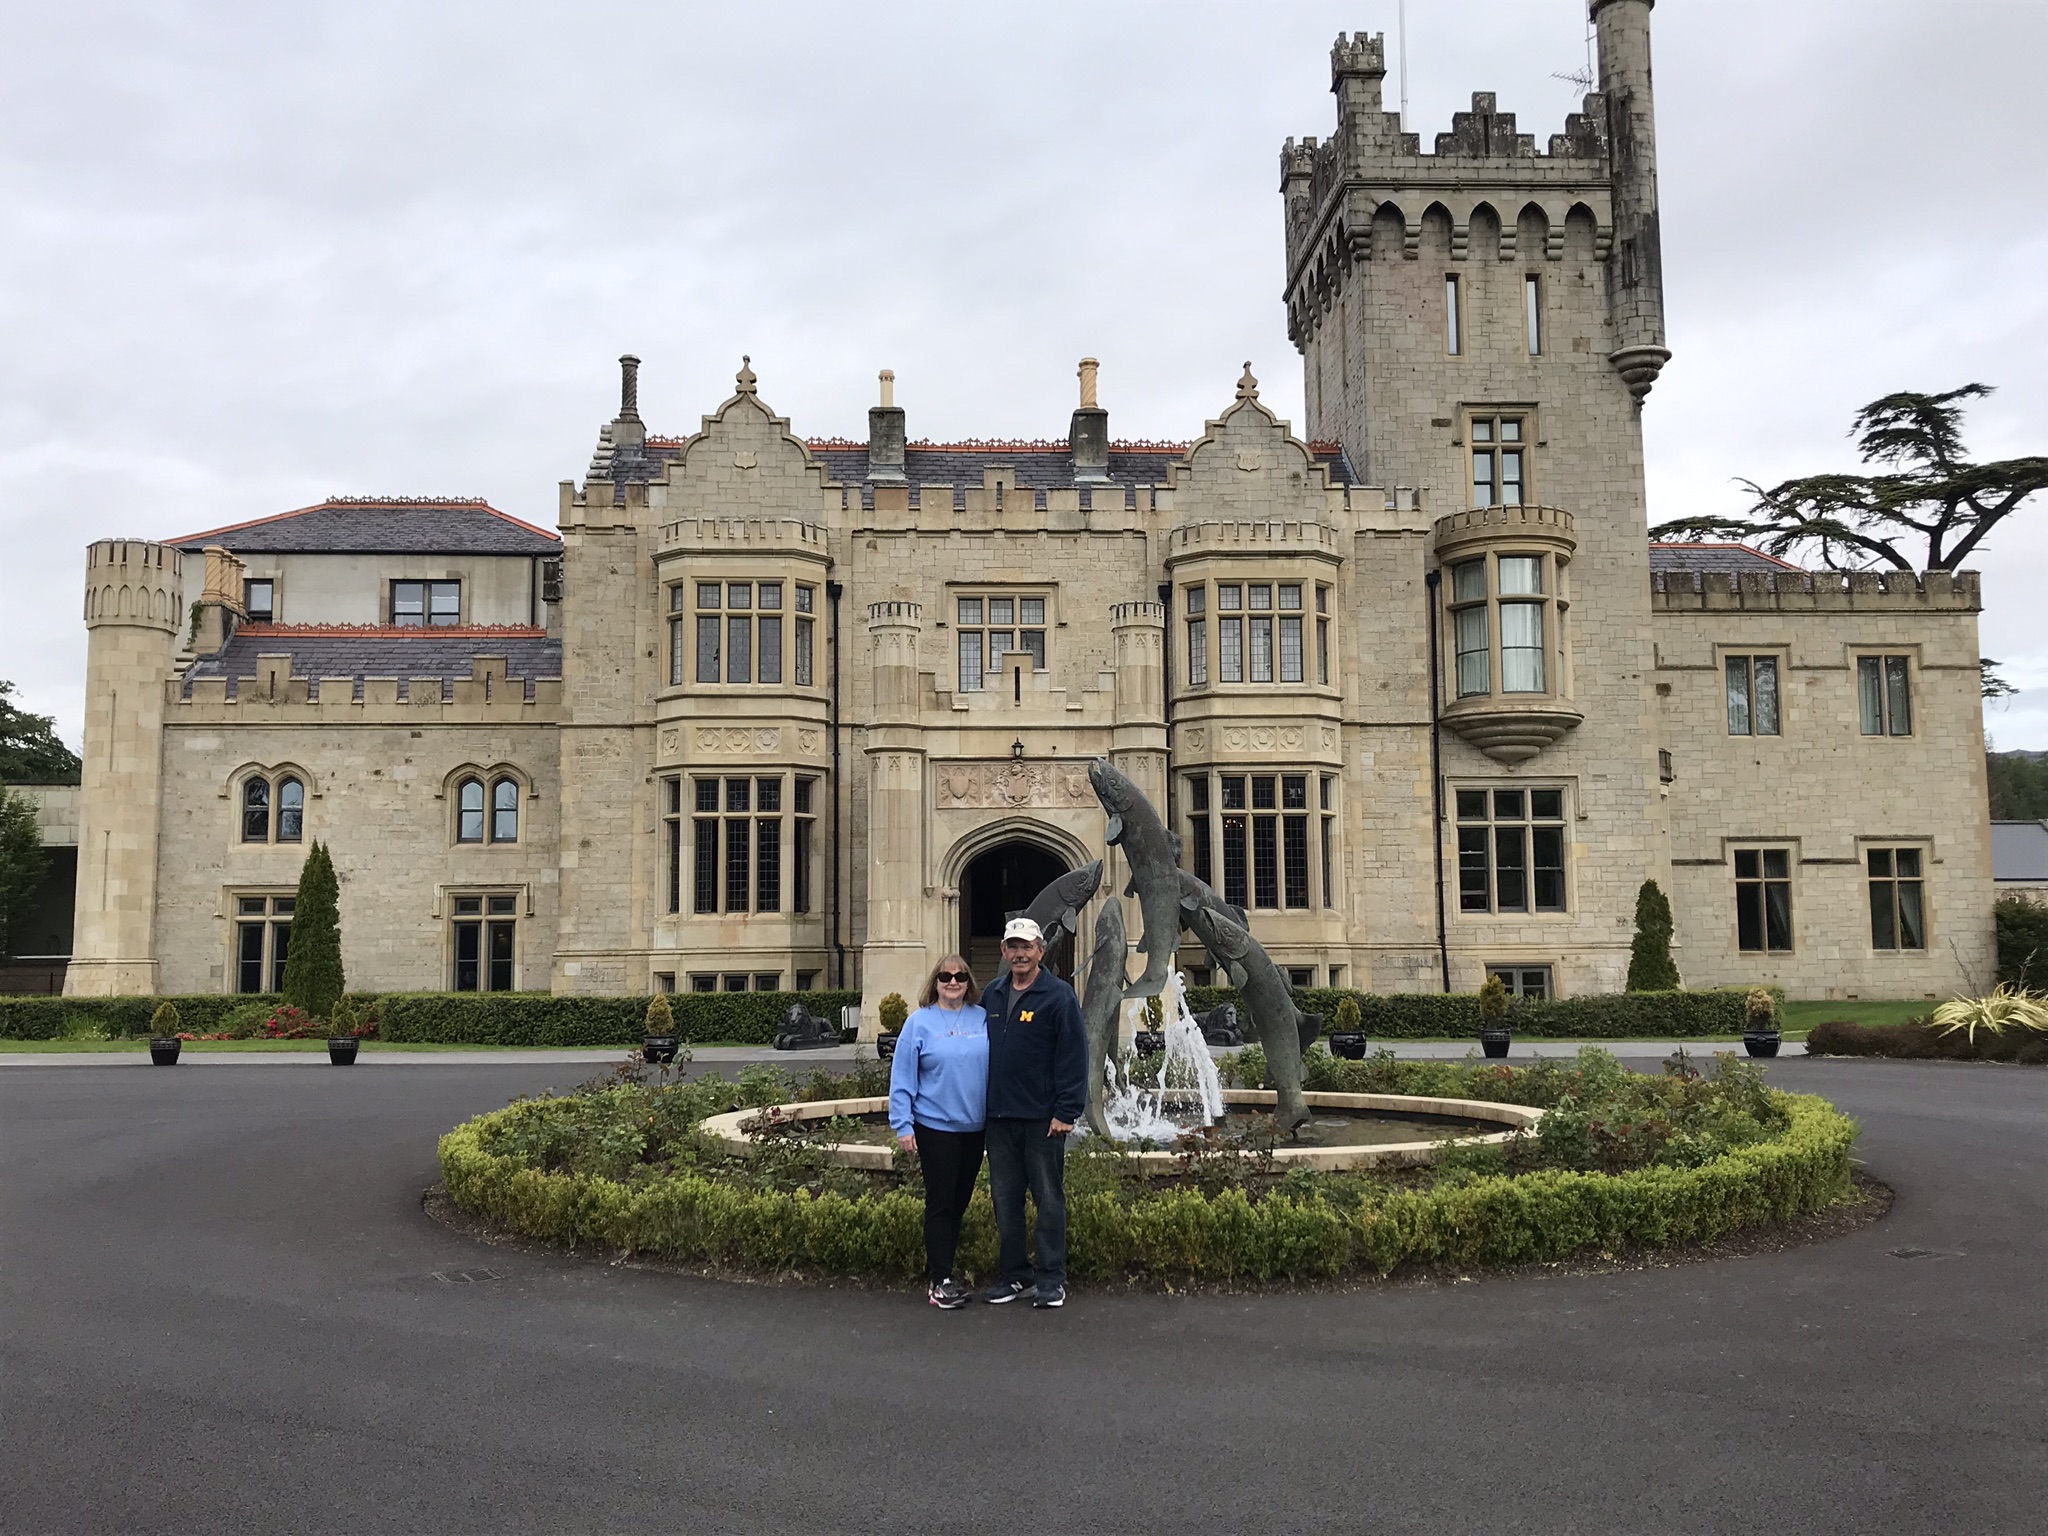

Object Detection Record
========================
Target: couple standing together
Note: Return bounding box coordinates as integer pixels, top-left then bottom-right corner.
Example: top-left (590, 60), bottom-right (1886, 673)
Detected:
top-left (886, 915), bottom-right (1086, 1310)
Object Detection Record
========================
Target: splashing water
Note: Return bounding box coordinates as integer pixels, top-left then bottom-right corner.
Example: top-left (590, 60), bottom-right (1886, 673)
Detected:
top-left (1100, 971), bottom-right (1227, 1142)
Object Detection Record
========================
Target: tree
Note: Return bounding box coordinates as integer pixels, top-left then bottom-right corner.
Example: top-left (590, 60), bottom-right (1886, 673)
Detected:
top-left (0, 789), bottom-right (46, 962)
top-left (1988, 750), bottom-right (2048, 821)
top-left (1625, 878), bottom-right (1681, 992)
top-left (0, 680), bottom-right (82, 785)
top-left (280, 841), bottom-right (345, 1020)
top-left (1650, 385), bottom-right (2048, 574)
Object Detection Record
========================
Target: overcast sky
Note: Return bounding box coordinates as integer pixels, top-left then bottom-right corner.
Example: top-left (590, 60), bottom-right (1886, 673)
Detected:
top-left (4, 0), bottom-right (2045, 751)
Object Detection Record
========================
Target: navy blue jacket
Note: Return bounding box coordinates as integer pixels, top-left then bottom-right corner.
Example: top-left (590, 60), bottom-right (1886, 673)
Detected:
top-left (980, 968), bottom-right (1088, 1124)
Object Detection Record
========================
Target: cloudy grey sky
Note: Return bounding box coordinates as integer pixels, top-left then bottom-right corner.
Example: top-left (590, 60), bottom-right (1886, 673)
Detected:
top-left (4, 0), bottom-right (2045, 749)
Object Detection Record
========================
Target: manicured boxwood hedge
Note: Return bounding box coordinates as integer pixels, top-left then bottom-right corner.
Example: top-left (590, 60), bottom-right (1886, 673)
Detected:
top-left (438, 1092), bottom-right (1856, 1285)
top-left (378, 991), bottom-right (860, 1047)
top-left (1182, 986), bottom-right (1753, 1039)
top-left (0, 994), bottom-right (296, 1040)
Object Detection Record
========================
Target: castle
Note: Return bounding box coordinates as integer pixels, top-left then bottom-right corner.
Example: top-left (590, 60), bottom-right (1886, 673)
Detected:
top-left (61, 1), bottom-right (1993, 1014)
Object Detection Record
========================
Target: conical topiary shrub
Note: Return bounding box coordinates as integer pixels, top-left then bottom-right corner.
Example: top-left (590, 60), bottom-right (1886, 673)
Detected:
top-left (1626, 878), bottom-right (1681, 992)
top-left (281, 841), bottom-right (345, 1022)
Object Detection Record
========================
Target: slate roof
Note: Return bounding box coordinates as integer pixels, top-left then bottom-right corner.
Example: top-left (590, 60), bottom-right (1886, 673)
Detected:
top-left (171, 498), bottom-right (561, 557)
top-left (1991, 821), bottom-right (2048, 883)
top-left (183, 626), bottom-right (561, 702)
top-left (1648, 542), bottom-right (1803, 576)
top-left (592, 432), bottom-right (1360, 508)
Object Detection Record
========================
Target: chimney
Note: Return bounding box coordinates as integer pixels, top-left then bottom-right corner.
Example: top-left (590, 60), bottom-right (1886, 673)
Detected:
top-left (1070, 357), bottom-right (1109, 483)
top-left (867, 369), bottom-right (906, 482)
top-left (613, 354), bottom-right (645, 449)
top-left (192, 544), bottom-right (248, 658)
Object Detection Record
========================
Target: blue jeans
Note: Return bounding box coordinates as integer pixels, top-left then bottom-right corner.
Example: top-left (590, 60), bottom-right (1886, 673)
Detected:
top-left (985, 1116), bottom-right (1068, 1290)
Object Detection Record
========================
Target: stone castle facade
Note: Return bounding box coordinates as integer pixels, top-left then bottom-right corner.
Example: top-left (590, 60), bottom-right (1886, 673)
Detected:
top-left (64, 1), bottom-right (1994, 1013)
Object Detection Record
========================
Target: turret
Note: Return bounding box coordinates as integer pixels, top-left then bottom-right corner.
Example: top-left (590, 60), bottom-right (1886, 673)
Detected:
top-left (67, 539), bottom-right (184, 996)
top-left (1593, 0), bottom-right (1670, 401)
top-left (860, 601), bottom-right (927, 1032)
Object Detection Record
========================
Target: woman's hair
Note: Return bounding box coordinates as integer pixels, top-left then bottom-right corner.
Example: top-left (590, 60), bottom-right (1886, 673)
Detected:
top-left (918, 954), bottom-right (978, 1008)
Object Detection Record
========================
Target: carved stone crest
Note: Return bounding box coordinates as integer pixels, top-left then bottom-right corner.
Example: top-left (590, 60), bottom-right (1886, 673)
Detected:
top-left (694, 726), bottom-right (782, 754)
top-left (933, 760), bottom-right (1094, 809)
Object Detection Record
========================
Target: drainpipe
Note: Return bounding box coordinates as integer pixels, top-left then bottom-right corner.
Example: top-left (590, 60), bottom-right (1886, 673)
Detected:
top-left (827, 580), bottom-right (846, 989)
top-left (1424, 568), bottom-right (1451, 993)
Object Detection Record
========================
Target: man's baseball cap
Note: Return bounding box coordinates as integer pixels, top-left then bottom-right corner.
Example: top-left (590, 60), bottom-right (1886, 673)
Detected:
top-left (1002, 917), bottom-right (1045, 944)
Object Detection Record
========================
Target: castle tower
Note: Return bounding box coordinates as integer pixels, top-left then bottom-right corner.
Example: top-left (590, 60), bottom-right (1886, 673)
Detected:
top-left (860, 600), bottom-right (927, 1031)
top-left (67, 540), bottom-right (184, 996)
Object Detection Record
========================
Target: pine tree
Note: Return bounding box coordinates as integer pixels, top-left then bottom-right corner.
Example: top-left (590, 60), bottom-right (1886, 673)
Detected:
top-left (281, 841), bottom-right (345, 1021)
top-left (1626, 878), bottom-right (1681, 992)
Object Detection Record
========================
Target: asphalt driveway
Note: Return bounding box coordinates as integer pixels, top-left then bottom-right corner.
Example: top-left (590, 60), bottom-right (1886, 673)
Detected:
top-left (2, 1057), bottom-right (2042, 1534)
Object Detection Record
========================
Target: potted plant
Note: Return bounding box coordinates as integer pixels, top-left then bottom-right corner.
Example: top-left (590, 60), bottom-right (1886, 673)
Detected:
top-left (1133, 993), bottom-right (1166, 1056)
top-left (1742, 987), bottom-right (1781, 1058)
top-left (642, 993), bottom-right (680, 1064)
top-left (1329, 995), bottom-right (1367, 1059)
top-left (1478, 973), bottom-right (1512, 1059)
top-left (875, 992), bottom-right (909, 1061)
top-left (148, 1001), bottom-right (182, 1066)
top-left (326, 997), bottom-right (362, 1065)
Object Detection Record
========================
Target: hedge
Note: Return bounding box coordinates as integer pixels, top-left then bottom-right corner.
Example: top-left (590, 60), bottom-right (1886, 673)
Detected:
top-left (377, 991), bottom-right (859, 1047)
top-left (1805, 1016), bottom-right (2048, 1065)
top-left (1994, 896), bottom-right (2048, 988)
top-left (438, 1093), bottom-right (1856, 1285)
top-left (1181, 986), bottom-right (1753, 1039)
top-left (0, 989), bottom-right (857, 1045)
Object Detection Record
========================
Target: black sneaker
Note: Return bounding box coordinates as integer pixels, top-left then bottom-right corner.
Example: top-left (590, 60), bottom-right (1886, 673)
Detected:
top-left (928, 1278), bottom-right (971, 1310)
top-left (983, 1279), bottom-right (1030, 1305)
top-left (1032, 1284), bottom-right (1066, 1309)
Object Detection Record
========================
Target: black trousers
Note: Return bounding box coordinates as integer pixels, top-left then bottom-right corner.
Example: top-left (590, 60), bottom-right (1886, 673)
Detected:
top-left (985, 1116), bottom-right (1068, 1290)
top-left (913, 1124), bottom-right (986, 1283)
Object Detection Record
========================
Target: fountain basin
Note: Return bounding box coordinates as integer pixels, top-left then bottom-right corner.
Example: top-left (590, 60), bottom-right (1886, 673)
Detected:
top-left (699, 1090), bottom-right (1543, 1174)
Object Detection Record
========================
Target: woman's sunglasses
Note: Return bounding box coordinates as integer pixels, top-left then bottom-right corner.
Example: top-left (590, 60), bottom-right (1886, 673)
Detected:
top-left (935, 971), bottom-right (970, 984)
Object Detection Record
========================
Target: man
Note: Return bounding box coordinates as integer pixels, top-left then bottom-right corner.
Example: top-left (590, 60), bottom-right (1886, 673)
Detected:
top-left (979, 915), bottom-right (1087, 1309)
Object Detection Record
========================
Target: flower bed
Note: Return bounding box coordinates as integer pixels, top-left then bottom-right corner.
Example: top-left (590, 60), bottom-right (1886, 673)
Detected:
top-left (437, 1050), bottom-right (1858, 1286)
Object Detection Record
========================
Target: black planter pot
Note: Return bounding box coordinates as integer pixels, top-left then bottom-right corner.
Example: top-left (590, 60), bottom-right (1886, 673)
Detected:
top-left (148, 1038), bottom-right (181, 1066)
top-left (1330, 1032), bottom-right (1369, 1060)
top-left (876, 1034), bottom-right (898, 1061)
top-left (1743, 1033), bottom-right (1781, 1058)
top-left (327, 1036), bottom-right (359, 1065)
top-left (642, 1034), bottom-right (679, 1064)
top-left (1133, 1030), bottom-right (1166, 1056)
top-left (1479, 1031), bottom-right (1511, 1060)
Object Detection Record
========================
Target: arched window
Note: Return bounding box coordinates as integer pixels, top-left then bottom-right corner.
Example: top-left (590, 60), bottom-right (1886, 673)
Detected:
top-left (457, 778), bottom-right (485, 843)
top-left (276, 777), bottom-right (304, 843)
top-left (491, 778), bottom-right (519, 843)
top-left (242, 778), bottom-right (271, 842)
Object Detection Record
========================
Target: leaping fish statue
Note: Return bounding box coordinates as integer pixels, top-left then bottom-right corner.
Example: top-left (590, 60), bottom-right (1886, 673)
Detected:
top-left (1078, 898), bottom-right (1127, 1136)
top-left (1087, 758), bottom-right (1180, 1002)
top-left (1181, 896), bottom-right (1313, 1132)
top-left (1021, 859), bottom-right (1103, 975)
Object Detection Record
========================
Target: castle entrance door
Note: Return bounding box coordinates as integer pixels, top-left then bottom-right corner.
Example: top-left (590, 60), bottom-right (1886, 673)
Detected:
top-left (959, 840), bottom-right (1070, 987)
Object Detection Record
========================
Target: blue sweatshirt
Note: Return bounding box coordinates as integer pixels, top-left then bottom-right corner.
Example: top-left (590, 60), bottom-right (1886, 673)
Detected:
top-left (887, 1004), bottom-right (990, 1136)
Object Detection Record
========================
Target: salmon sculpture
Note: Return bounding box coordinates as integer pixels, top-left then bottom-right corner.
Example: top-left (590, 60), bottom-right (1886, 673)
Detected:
top-left (1077, 898), bottom-right (1127, 1136)
top-left (1086, 758), bottom-right (1181, 1003)
top-left (1180, 893), bottom-right (1314, 1132)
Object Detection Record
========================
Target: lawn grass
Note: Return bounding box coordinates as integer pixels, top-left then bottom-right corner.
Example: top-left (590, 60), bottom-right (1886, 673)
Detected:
top-left (1780, 998), bottom-right (1931, 1032)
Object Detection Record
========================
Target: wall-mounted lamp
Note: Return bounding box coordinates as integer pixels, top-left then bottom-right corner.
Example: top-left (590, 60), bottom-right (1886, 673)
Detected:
top-left (1011, 737), bottom-right (1025, 760)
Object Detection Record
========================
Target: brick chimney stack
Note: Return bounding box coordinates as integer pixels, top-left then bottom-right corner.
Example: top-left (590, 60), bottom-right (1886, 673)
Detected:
top-left (868, 369), bottom-right (906, 483)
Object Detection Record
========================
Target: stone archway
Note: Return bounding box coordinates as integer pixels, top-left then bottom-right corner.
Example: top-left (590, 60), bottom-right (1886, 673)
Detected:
top-left (957, 840), bottom-right (1072, 986)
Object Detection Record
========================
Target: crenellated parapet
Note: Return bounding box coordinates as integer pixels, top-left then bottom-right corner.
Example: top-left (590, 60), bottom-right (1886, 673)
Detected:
top-left (1652, 568), bottom-right (1983, 614)
top-left (84, 540), bottom-right (184, 632)
top-left (172, 655), bottom-right (562, 720)
top-left (657, 516), bottom-right (830, 557)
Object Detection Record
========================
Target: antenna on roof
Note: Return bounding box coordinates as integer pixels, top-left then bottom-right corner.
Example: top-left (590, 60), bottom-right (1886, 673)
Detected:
top-left (1553, 12), bottom-right (1596, 96)
top-left (1396, 0), bottom-right (1408, 121)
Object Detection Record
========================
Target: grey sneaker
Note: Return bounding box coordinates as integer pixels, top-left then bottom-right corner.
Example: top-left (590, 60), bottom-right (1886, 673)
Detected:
top-left (1032, 1284), bottom-right (1066, 1309)
top-left (983, 1279), bottom-right (1030, 1305)
top-left (928, 1278), bottom-right (971, 1310)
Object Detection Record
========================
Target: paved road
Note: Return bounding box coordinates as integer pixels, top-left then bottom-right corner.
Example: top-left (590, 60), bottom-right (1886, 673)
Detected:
top-left (3, 1058), bottom-right (2042, 1534)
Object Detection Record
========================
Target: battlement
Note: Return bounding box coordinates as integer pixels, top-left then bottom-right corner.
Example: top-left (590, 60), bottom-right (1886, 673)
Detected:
top-left (658, 516), bottom-right (829, 555)
top-left (1164, 519), bottom-right (1344, 561)
top-left (1651, 568), bottom-right (1983, 614)
top-left (84, 539), bottom-right (184, 631)
top-left (1434, 505), bottom-right (1577, 559)
top-left (1329, 31), bottom-right (1384, 83)
top-left (172, 652), bottom-right (562, 720)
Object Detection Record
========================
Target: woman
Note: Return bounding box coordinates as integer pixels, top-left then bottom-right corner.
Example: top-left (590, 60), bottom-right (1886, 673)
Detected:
top-left (887, 954), bottom-right (989, 1309)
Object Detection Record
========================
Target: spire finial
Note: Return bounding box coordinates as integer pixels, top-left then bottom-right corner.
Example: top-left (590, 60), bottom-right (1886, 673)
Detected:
top-left (1236, 362), bottom-right (1259, 400)
top-left (736, 356), bottom-right (757, 395)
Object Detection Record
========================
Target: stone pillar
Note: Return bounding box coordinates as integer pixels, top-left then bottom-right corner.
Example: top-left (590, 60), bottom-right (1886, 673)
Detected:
top-left (67, 540), bottom-right (184, 996)
top-left (1592, 0), bottom-right (1669, 401)
top-left (860, 601), bottom-right (927, 1035)
top-left (1109, 601), bottom-right (1168, 1042)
